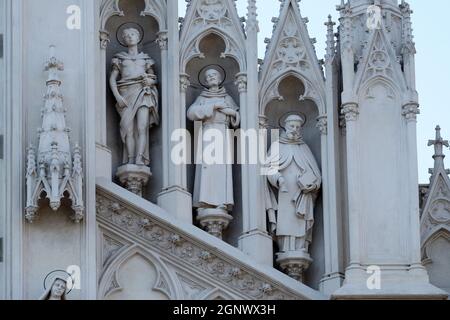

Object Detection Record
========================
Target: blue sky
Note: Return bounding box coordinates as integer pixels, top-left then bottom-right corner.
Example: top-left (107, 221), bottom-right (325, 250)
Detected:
top-left (179, 1), bottom-right (450, 183)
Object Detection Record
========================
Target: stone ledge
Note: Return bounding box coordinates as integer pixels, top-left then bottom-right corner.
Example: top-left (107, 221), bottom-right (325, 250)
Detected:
top-left (96, 177), bottom-right (327, 300)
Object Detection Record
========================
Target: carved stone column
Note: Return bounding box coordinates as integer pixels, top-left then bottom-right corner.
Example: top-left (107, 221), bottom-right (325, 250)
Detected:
top-left (96, 28), bottom-right (113, 180)
top-left (157, 0), bottom-right (193, 224)
top-left (340, 102), bottom-right (362, 275)
top-left (237, 1), bottom-right (273, 267)
top-left (402, 101), bottom-right (423, 271)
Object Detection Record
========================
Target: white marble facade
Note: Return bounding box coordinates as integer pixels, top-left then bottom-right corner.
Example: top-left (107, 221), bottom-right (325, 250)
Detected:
top-left (0, 0), bottom-right (449, 300)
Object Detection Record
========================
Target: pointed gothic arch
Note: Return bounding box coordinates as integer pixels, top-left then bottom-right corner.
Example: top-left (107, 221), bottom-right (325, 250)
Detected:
top-left (260, 71), bottom-right (325, 116)
top-left (98, 245), bottom-right (178, 300)
top-left (179, 0), bottom-right (247, 74)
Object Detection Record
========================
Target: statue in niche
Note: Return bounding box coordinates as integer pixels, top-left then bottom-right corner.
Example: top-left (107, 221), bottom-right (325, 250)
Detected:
top-left (264, 114), bottom-right (321, 281)
top-left (187, 68), bottom-right (240, 239)
top-left (39, 278), bottom-right (67, 300)
top-left (110, 27), bottom-right (159, 166)
top-left (109, 27), bottom-right (159, 196)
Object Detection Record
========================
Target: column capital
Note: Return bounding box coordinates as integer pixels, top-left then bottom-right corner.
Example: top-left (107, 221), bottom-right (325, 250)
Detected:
top-left (341, 103), bottom-right (359, 123)
top-left (99, 30), bottom-right (110, 50)
top-left (402, 102), bottom-right (420, 122)
top-left (156, 31), bottom-right (168, 51)
top-left (316, 114), bottom-right (328, 136)
top-left (235, 73), bottom-right (248, 93)
top-left (180, 73), bottom-right (190, 93)
top-left (259, 114), bottom-right (269, 129)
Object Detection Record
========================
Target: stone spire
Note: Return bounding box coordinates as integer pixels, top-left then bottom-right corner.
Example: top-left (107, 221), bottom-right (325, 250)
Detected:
top-left (428, 126), bottom-right (450, 178)
top-left (324, 14), bottom-right (336, 63)
top-left (25, 45), bottom-right (84, 223)
top-left (246, 0), bottom-right (258, 33)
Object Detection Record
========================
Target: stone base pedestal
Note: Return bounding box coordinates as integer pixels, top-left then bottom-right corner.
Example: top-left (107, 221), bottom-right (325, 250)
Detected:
top-left (238, 230), bottom-right (274, 267)
top-left (116, 164), bottom-right (152, 197)
top-left (276, 250), bottom-right (313, 283)
top-left (197, 208), bottom-right (233, 240)
top-left (332, 264), bottom-right (448, 300)
top-left (96, 144), bottom-right (112, 180)
top-left (158, 187), bottom-right (193, 224)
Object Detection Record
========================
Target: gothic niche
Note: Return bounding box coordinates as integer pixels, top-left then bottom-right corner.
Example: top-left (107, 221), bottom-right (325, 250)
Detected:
top-left (104, 0), bottom-right (163, 200)
top-left (184, 33), bottom-right (242, 241)
top-left (263, 75), bottom-right (324, 286)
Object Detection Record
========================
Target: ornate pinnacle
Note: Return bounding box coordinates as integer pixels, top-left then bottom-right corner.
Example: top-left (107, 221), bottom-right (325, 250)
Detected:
top-left (325, 15), bottom-right (336, 61)
top-left (44, 45), bottom-right (64, 83)
top-left (428, 126), bottom-right (450, 176)
top-left (246, 0), bottom-right (259, 32)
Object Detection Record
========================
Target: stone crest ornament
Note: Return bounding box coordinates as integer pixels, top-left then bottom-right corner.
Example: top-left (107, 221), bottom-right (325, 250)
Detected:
top-left (25, 46), bottom-right (84, 223)
top-left (198, 0), bottom-right (227, 21)
top-left (187, 68), bottom-right (240, 239)
top-left (264, 114), bottom-right (321, 282)
top-left (110, 27), bottom-right (160, 196)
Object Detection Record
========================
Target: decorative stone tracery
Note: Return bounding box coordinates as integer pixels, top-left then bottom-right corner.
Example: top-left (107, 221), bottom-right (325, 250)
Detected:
top-left (25, 46), bottom-right (84, 223)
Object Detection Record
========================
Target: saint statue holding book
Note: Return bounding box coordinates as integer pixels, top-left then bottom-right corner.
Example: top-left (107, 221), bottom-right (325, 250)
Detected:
top-left (264, 114), bottom-right (321, 254)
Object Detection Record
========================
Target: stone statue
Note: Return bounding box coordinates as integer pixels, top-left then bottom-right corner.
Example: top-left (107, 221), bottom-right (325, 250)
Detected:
top-left (39, 278), bottom-right (67, 300)
top-left (187, 68), bottom-right (240, 239)
top-left (110, 27), bottom-right (159, 196)
top-left (264, 114), bottom-right (321, 281)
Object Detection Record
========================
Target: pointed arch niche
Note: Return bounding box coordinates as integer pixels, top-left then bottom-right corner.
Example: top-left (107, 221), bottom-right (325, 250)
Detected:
top-left (182, 32), bottom-right (244, 246)
top-left (98, 0), bottom-right (167, 202)
top-left (262, 74), bottom-right (325, 290)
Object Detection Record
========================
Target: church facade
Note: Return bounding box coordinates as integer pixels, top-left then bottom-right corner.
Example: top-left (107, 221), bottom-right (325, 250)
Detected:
top-left (0, 0), bottom-right (449, 300)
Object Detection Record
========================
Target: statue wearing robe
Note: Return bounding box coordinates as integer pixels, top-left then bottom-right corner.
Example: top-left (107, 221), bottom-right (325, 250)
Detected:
top-left (187, 69), bottom-right (240, 212)
top-left (264, 115), bottom-right (321, 253)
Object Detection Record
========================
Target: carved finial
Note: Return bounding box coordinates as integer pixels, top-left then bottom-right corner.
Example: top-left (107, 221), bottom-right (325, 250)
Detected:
top-left (44, 45), bottom-right (64, 83)
top-left (325, 15), bottom-right (336, 62)
top-left (25, 47), bottom-right (84, 223)
top-left (428, 126), bottom-right (450, 176)
top-left (400, 0), bottom-right (416, 55)
top-left (246, 0), bottom-right (259, 32)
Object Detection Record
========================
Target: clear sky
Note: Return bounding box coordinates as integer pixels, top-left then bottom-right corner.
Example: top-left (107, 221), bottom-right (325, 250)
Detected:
top-left (179, 0), bottom-right (450, 183)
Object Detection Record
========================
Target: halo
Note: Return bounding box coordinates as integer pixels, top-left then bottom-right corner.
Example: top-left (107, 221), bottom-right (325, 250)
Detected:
top-left (43, 270), bottom-right (75, 295)
top-left (116, 22), bottom-right (145, 47)
top-left (198, 64), bottom-right (227, 88)
top-left (279, 112), bottom-right (307, 130)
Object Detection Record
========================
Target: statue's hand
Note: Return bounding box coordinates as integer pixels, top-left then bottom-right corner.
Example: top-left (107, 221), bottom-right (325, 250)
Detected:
top-left (116, 96), bottom-right (127, 110)
top-left (303, 184), bottom-right (318, 194)
top-left (213, 104), bottom-right (225, 111)
top-left (143, 75), bottom-right (157, 86)
top-left (269, 222), bottom-right (277, 235)
top-left (279, 177), bottom-right (288, 193)
top-left (219, 108), bottom-right (237, 117)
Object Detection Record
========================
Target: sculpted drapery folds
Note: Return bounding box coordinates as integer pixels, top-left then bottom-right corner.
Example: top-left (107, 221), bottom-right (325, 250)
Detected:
top-left (187, 68), bottom-right (240, 213)
top-left (109, 28), bottom-right (160, 166)
top-left (264, 115), bottom-right (322, 254)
